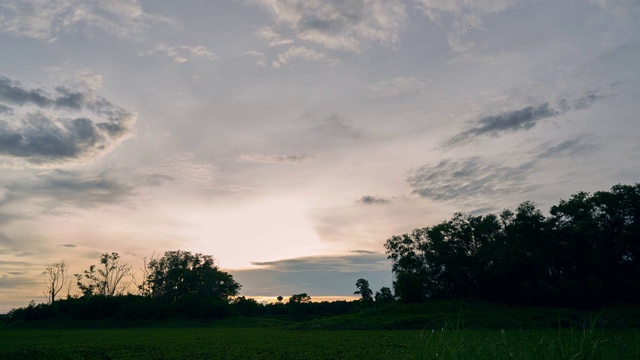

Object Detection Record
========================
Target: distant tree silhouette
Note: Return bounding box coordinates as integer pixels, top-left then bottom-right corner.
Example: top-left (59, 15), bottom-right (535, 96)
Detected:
top-left (277, 295), bottom-right (283, 302)
top-left (374, 287), bottom-right (394, 303)
top-left (354, 278), bottom-right (373, 302)
top-left (43, 261), bottom-right (68, 304)
top-left (288, 293), bottom-right (311, 304)
top-left (75, 253), bottom-right (132, 297)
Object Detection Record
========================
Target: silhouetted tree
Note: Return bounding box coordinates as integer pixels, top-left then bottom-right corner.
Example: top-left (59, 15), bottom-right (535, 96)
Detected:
top-left (144, 250), bottom-right (240, 302)
top-left (354, 278), bottom-right (373, 302)
top-left (384, 183), bottom-right (640, 306)
top-left (277, 295), bottom-right (283, 302)
top-left (43, 261), bottom-right (68, 304)
top-left (288, 293), bottom-right (311, 304)
top-left (75, 253), bottom-right (132, 297)
top-left (374, 287), bottom-right (394, 303)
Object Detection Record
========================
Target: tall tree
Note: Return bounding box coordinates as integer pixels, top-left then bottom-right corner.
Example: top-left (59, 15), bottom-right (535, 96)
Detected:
top-left (354, 278), bottom-right (373, 302)
top-left (75, 252), bottom-right (132, 296)
top-left (144, 250), bottom-right (240, 301)
top-left (43, 261), bottom-right (68, 304)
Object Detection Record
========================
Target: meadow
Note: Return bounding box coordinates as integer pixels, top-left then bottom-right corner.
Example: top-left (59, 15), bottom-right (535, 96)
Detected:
top-left (1, 320), bottom-right (639, 359)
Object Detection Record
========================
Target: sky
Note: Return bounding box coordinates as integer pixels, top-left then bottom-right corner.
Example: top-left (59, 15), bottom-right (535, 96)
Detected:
top-left (0, 0), bottom-right (639, 312)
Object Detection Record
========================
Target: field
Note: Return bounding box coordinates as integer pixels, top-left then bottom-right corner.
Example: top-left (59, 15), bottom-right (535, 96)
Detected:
top-left (1, 324), bottom-right (639, 359)
top-left (3, 302), bottom-right (640, 359)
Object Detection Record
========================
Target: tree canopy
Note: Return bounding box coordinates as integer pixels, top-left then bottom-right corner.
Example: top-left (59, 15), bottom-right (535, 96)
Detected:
top-left (385, 184), bottom-right (640, 307)
top-left (143, 250), bottom-right (240, 302)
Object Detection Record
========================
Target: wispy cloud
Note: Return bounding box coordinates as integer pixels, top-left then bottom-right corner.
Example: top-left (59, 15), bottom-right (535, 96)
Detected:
top-left (358, 195), bottom-right (391, 205)
top-left (536, 135), bottom-right (601, 160)
top-left (0, 76), bottom-right (135, 166)
top-left (413, 0), bottom-right (518, 52)
top-left (368, 76), bottom-right (427, 97)
top-left (141, 44), bottom-right (216, 63)
top-left (250, 0), bottom-right (407, 52)
top-left (272, 45), bottom-right (333, 68)
top-left (448, 103), bottom-right (559, 145)
top-left (0, 169), bottom-right (134, 213)
top-left (255, 26), bottom-right (294, 46)
top-left (244, 50), bottom-right (268, 67)
top-left (408, 157), bottom-right (535, 203)
top-left (238, 154), bottom-right (310, 164)
top-left (0, 0), bottom-right (174, 42)
top-left (448, 92), bottom-right (605, 146)
top-left (252, 252), bottom-right (390, 272)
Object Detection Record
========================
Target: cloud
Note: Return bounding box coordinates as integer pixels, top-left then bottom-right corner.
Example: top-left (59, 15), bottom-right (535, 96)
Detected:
top-left (0, 0), bottom-right (173, 42)
top-left (413, 0), bottom-right (518, 51)
top-left (448, 103), bottom-right (558, 145)
top-left (0, 169), bottom-right (134, 212)
top-left (368, 76), bottom-right (427, 97)
top-left (238, 153), bottom-right (310, 164)
top-left (0, 104), bottom-right (12, 115)
top-left (60, 244), bottom-right (76, 248)
top-left (557, 91), bottom-right (604, 112)
top-left (536, 136), bottom-right (601, 160)
top-left (272, 45), bottom-right (334, 68)
top-left (252, 252), bottom-right (390, 272)
top-left (0, 76), bottom-right (135, 166)
top-left (250, 0), bottom-right (407, 52)
top-left (244, 50), bottom-right (268, 67)
top-left (139, 153), bottom-right (218, 188)
top-left (141, 44), bottom-right (216, 63)
top-left (358, 195), bottom-right (391, 205)
top-left (448, 92), bottom-right (605, 146)
top-left (255, 26), bottom-right (294, 46)
top-left (408, 157), bottom-right (535, 203)
top-left (316, 114), bottom-right (362, 138)
top-left (232, 252), bottom-right (393, 296)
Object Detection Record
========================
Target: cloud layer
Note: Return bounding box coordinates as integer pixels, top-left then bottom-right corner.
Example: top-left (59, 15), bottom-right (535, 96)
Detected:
top-left (0, 76), bottom-right (135, 165)
top-left (0, 0), bottom-right (171, 41)
top-left (250, 0), bottom-right (407, 52)
top-left (408, 157), bottom-right (535, 203)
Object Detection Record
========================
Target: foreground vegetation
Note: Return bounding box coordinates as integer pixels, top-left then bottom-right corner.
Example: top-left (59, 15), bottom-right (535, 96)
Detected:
top-left (1, 322), bottom-right (638, 359)
top-left (3, 301), bottom-right (640, 359)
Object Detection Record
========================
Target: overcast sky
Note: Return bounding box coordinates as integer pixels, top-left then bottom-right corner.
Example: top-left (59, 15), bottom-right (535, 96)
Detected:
top-left (0, 0), bottom-right (639, 312)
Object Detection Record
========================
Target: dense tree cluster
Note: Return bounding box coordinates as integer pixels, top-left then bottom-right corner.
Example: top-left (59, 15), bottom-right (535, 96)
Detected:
top-left (385, 184), bottom-right (640, 307)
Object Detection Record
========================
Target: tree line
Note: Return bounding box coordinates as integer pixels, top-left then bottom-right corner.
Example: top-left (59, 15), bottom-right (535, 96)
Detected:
top-left (9, 183), bottom-right (640, 323)
top-left (385, 184), bottom-right (640, 307)
top-left (10, 251), bottom-right (387, 322)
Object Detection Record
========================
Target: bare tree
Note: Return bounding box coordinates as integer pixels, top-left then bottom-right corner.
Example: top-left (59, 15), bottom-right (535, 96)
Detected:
top-left (44, 261), bottom-right (68, 304)
top-left (76, 253), bottom-right (133, 296)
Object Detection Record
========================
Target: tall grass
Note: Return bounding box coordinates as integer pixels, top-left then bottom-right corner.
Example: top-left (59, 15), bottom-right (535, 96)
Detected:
top-left (408, 315), bottom-right (638, 360)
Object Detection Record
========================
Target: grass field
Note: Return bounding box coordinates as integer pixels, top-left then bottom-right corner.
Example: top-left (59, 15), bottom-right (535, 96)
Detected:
top-left (1, 325), bottom-right (639, 359)
top-left (2, 302), bottom-right (640, 359)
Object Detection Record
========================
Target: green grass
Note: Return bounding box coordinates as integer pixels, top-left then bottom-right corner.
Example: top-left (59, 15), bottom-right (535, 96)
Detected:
top-left (0, 326), bottom-right (638, 359)
top-left (3, 302), bottom-right (639, 359)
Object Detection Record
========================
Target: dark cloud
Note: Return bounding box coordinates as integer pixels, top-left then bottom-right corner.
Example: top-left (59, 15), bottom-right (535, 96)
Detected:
top-left (449, 92), bottom-right (605, 146)
top-left (0, 104), bottom-right (13, 114)
top-left (558, 91), bottom-right (604, 112)
top-left (536, 136), bottom-right (600, 159)
top-left (251, 252), bottom-right (389, 273)
top-left (0, 76), bottom-right (134, 165)
top-left (449, 103), bottom-right (558, 145)
top-left (358, 195), bottom-right (391, 205)
top-left (0, 169), bottom-right (134, 218)
top-left (408, 157), bottom-right (535, 203)
top-left (231, 252), bottom-right (392, 296)
top-left (60, 244), bottom-right (77, 248)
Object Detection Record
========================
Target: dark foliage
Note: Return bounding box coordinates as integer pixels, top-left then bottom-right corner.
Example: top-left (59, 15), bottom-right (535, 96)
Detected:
top-left (385, 184), bottom-right (640, 307)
